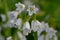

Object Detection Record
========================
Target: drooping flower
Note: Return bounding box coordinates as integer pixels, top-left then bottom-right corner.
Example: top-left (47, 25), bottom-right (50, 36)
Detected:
top-left (22, 21), bottom-right (31, 35)
top-left (8, 19), bottom-right (15, 28)
top-left (38, 34), bottom-right (49, 40)
top-left (37, 22), bottom-right (50, 36)
top-left (27, 5), bottom-right (38, 16)
top-left (15, 2), bottom-right (25, 13)
top-left (14, 18), bottom-right (22, 29)
top-left (37, 22), bottom-right (57, 40)
top-left (38, 35), bottom-right (45, 40)
top-left (0, 14), bottom-right (6, 22)
top-left (31, 20), bottom-right (41, 32)
top-left (47, 28), bottom-right (57, 40)
top-left (0, 35), bottom-right (5, 40)
top-left (8, 11), bottom-right (19, 20)
top-left (37, 22), bottom-right (50, 37)
top-left (6, 36), bottom-right (12, 40)
top-left (17, 31), bottom-right (26, 40)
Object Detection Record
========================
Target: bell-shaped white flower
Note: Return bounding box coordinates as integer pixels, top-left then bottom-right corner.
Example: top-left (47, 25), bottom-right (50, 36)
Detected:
top-left (27, 5), bottom-right (38, 16)
top-left (17, 31), bottom-right (26, 40)
top-left (38, 35), bottom-right (44, 40)
top-left (53, 35), bottom-right (58, 40)
top-left (14, 18), bottom-right (22, 29)
top-left (44, 23), bottom-right (50, 32)
top-left (31, 20), bottom-right (41, 32)
top-left (37, 21), bottom-right (45, 36)
top-left (22, 21), bottom-right (31, 35)
top-left (37, 21), bottom-right (58, 40)
top-left (8, 11), bottom-right (19, 20)
top-left (0, 14), bottom-right (6, 22)
top-left (8, 19), bottom-right (15, 28)
top-left (47, 28), bottom-right (57, 39)
top-left (15, 2), bottom-right (25, 13)
top-left (6, 36), bottom-right (12, 40)
top-left (0, 35), bottom-right (5, 40)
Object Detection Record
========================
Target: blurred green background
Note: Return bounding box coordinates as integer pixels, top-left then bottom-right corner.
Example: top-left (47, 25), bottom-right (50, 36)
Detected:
top-left (0, 0), bottom-right (60, 40)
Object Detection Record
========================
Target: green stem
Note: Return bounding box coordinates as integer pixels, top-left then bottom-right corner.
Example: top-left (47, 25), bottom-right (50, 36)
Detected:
top-left (33, 14), bottom-right (36, 20)
top-left (3, 0), bottom-right (8, 21)
top-left (33, 32), bottom-right (38, 40)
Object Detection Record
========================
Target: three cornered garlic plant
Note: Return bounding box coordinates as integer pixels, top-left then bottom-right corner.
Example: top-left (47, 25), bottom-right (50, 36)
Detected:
top-left (0, 1), bottom-right (58, 40)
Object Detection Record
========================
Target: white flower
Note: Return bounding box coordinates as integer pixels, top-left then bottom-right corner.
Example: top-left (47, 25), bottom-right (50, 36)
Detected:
top-left (38, 35), bottom-right (44, 40)
top-left (31, 20), bottom-right (41, 32)
top-left (37, 22), bottom-right (46, 37)
top-left (14, 18), bottom-right (22, 29)
top-left (40, 22), bottom-right (49, 32)
top-left (38, 35), bottom-right (49, 40)
top-left (37, 21), bottom-right (58, 40)
top-left (0, 14), bottom-right (6, 22)
top-left (22, 21), bottom-right (31, 35)
top-left (44, 23), bottom-right (50, 32)
top-left (53, 35), bottom-right (58, 40)
top-left (47, 28), bottom-right (57, 39)
top-left (8, 11), bottom-right (19, 20)
top-left (8, 19), bottom-right (15, 28)
top-left (27, 5), bottom-right (38, 16)
top-left (15, 2), bottom-right (25, 13)
top-left (23, 0), bottom-right (32, 6)
top-left (6, 36), bottom-right (12, 40)
top-left (46, 28), bottom-right (57, 40)
top-left (0, 35), bottom-right (5, 40)
top-left (17, 31), bottom-right (26, 40)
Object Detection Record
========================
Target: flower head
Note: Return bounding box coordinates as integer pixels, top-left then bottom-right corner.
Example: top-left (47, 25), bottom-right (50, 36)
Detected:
top-left (0, 35), bottom-right (5, 40)
top-left (6, 36), bottom-right (12, 40)
top-left (8, 11), bottom-right (19, 20)
top-left (47, 28), bottom-right (57, 39)
top-left (27, 5), bottom-right (38, 16)
top-left (8, 19), bottom-right (15, 28)
top-left (31, 20), bottom-right (41, 32)
top-left (15, 2), bottom-right (25, 13)
top-left (14, 18), bottom-right (22, 29)
top-left (17, 31), bottom-right (26, 40)
top-left (22, 21), bottom-right (31, 35)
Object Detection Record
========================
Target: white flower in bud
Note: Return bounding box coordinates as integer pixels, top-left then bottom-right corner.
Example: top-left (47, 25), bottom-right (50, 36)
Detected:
top-left (0, 14), bottom-right (6, 22)
top-left (17, 31), bottom-right (26, 40)
top-left (22, 21), bottom-right (31, 35)
top-left (6, 36), bottom-right (12, 40)
top-left (27, 5), bottom-right (38, 16)
top-left (31, 20), bottom-right (41, 32)
top-left (15, 2), bottom-right (25, 13)
top-left (14, 18), bottom-right (22, 29)
top-left (8, 11), bottom-right (19, 20)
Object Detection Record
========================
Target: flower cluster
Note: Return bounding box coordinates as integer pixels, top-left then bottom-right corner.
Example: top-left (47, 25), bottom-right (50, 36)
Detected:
top-left (0, 1), bottom-right (58, 40)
